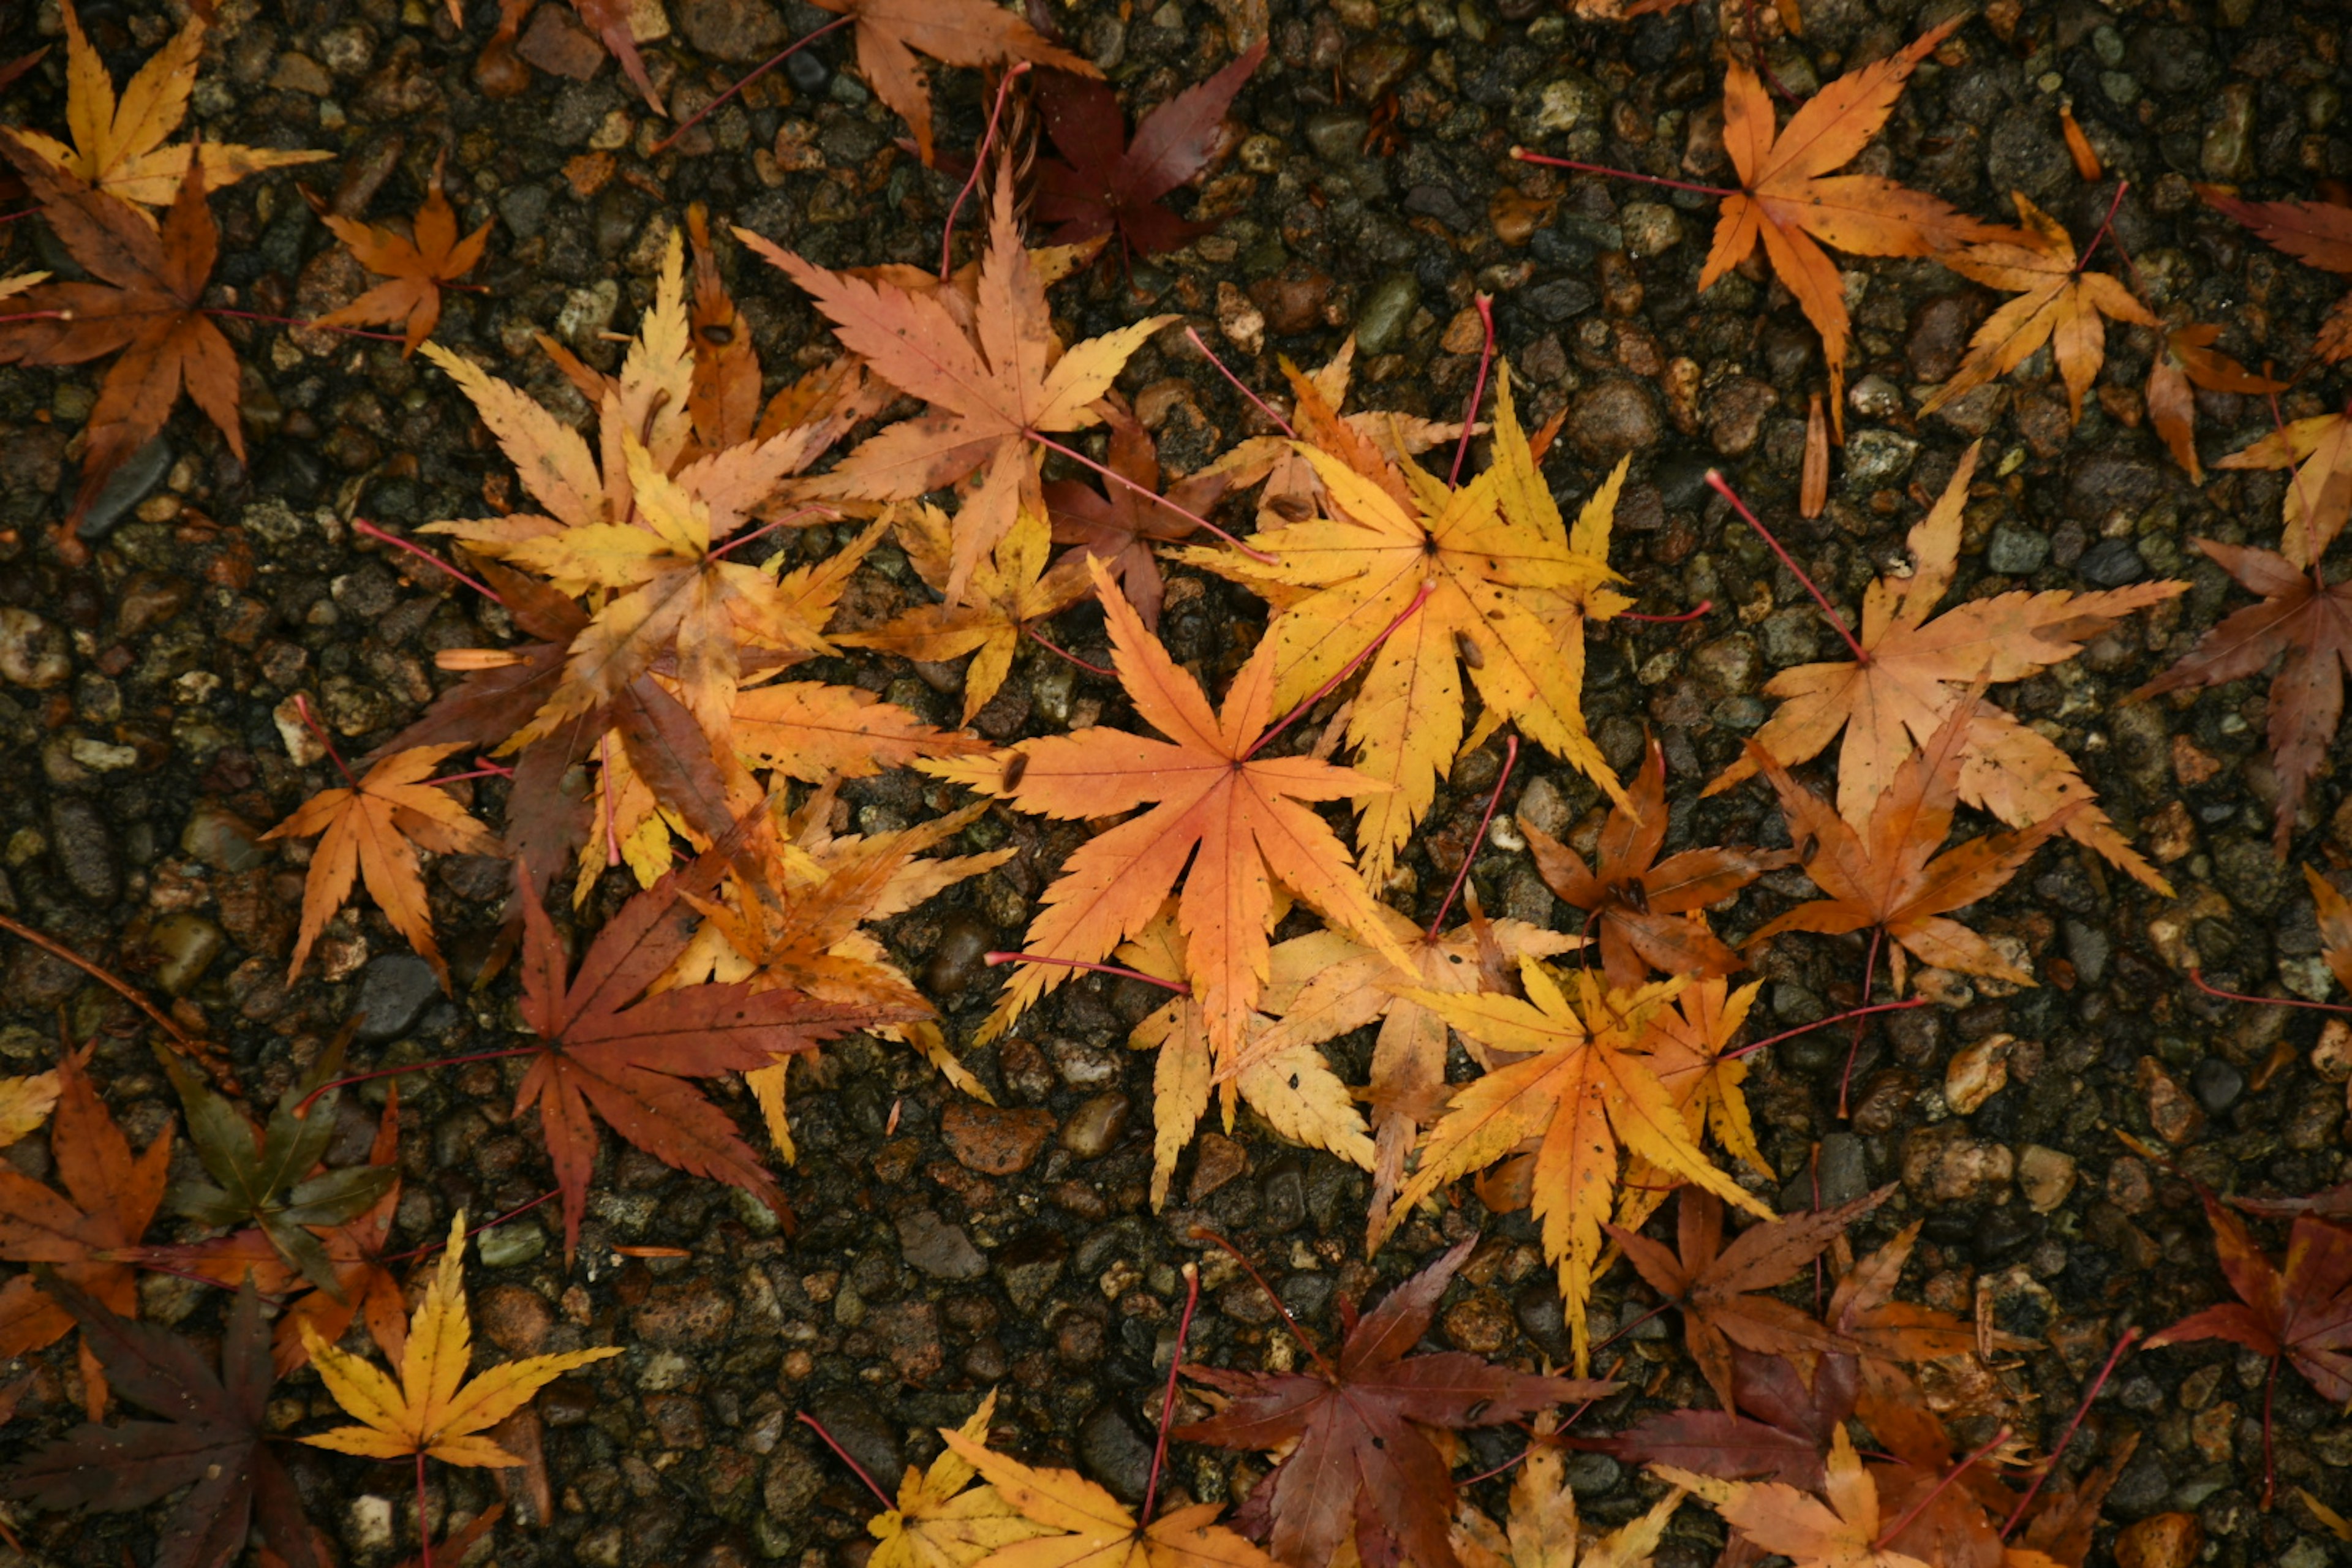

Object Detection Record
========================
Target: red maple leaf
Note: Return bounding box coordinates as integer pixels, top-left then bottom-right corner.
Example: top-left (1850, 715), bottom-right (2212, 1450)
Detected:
top-left (1033, 40), bottom-right (1265, 258)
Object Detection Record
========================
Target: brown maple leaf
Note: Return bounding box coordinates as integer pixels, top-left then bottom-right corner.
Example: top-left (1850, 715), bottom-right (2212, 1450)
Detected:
top-left (1653, 1425), bottom-right (1935, 1568)
top-left (1604, 1346), bottom-right (1858, 1490)
top-left (1918, 190), bottom-right (2158, 426)
top-left (0, 139), bottom-right (242, 538)
top-left (1692, 15), bottom-right (1998, 432)
top-left (1706, 443), bottom-right (2183, 890)
top-left (1176, 1237), bottom-right (1618, 1568)
top-left (2211, 407), bottom-right (2352, 570)
top-left (2198, 184), bottom-right (2352, 363)
top-left (739, 170), bottom-right (1173, 600)
top-left (1746, 698), bottom-right (2072, 995)
top-left (511, 828), bottom-right (927, 1257)
top-left (0, 1046), bottom-right (170, 1419)
top-left (1826, 1219), bottom-right (1996, 1476)
top-left (1608, 1185), bottom-right (1890, 1415)
top-left (2150, 1193), bottom-right (2352, 1407)
top-left (2147, 324), bottom-right (2283, 484)
top-left (1523, 737), bottom-right (1782, 992)
top-left (805, 0), bottom-right (1096, 165)
top-left (2128, 540), bottom-right (2352, 852)
top-left (305, 154), bottom-right (492, 355)
top-left (922, 557), bottom-right (1412, 1061)
top-left (263, 742), bottom-right (500, 992)
top-left (1042, 398), bottom-right (1231, 630)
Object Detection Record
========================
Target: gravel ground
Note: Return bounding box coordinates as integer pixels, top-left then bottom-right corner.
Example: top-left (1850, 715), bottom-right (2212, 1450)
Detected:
top-left (2, 0), bottom-right (2352, 1565)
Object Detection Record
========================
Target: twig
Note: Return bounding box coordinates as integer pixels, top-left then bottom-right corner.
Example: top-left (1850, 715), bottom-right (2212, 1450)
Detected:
top-left (1025, 625), bottom-right (1115, 677)
top-left (1509, 147), bottom-right (1735, 198)
top-left (376, 1190), bottom-right (560, 1266)
top-left (2188, 968), bottom-right (2352, 1016)
top-left (1185, 1226), bottom-right (1335, 1378)
top-left (295, 1045), bottom-right (540, 1116)
top-left (1620, 600), bottom-right (1713, 624)
top-left (1721, 997), bottom-right (1933, 1061)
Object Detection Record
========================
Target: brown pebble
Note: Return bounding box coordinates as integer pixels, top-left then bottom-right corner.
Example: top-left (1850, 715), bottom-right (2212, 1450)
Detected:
top-left (1060, 1091), bottom-right (1131, 1158)
top-left (479, 1284), bottom-right (553, 1355)
top-left (942, 1102), bottom-right (1056, 1175)
top-left (1441, 1291), bottom-right (1513, 1355)
top-left (1188, 1133), bottom-right (1250, 1202)
top-left (2135, 1057), bottom-right (2206, 1146)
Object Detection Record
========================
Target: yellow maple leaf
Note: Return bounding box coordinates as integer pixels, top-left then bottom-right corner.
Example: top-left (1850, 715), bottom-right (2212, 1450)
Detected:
top-left (0, 1072), bottom-right (60, 1148)
top-left (1183, 363), bottom-right (1623, 884)
top-left (867, 1389), bottom-right (1054, 1568)
top-left (299, 1213), bottom-right (619, 1465)
top-left (1615, 977), bottom-right (1772, 1239)
top-left (938, 1425), bottom-right (1276, 1568)
top-left (2214, 409), bottom-right (2352, 569)
top-left (840, 504), bottom-right (1094, 726)
top-left (262, 743), bottom-right (499, 990)
top-left (1382, 960), bottom-right (1771, 1373)
top-left (12, 1), bottom-right (328, 210)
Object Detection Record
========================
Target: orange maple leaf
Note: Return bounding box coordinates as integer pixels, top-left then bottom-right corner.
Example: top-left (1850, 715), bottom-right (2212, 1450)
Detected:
top-left (262, 742), bottom-right (500, 991)
top-left (924, 557), bottom-right (1413, 1061)
top-left (739, 172), bottom-right (1173, 601)
top-left (306, 154), bottom-right (492, 355)
top-left (805, 0), bottom-right (1097, 165)
top-left (0, 140), bottom-right (242, 537)
top-left (1744, 698), bottom-right (2072, 995)
top-left (1918, 191), bottom-right (2158, 425)
top-left (1705, 443), bottom-right (2183, 891)
top-left (2146, 323), bottom-right (2283, 484)
top-left (1697, 17), bottom-right (1997, 432)
top-left (1653, 1425), bottom-right (1935, 1568)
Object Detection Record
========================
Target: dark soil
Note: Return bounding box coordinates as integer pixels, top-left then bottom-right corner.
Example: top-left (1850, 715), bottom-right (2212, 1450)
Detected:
top-left (1, 1), bottom-right (2350, 1566)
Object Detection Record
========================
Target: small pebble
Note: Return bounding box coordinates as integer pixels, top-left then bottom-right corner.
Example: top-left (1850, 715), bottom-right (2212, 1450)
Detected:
top-left (2135, 1057), bottom-right (2206, 1145)
top-left (943, 1103), bottom-right (1056, 1175)
top-left (896, 1210), bottom-right (987, 1280)
top-left (2018, 1145), bottom-right (2078, 1214)
top-left (1060, 1092), bottom-right (1130, 1159)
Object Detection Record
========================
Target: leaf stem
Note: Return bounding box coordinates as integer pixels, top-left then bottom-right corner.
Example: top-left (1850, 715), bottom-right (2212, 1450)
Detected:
top-left (1184, 1226), bottom-right (1336, 1378)
top-left (295, 1045), bottom-right (541, 1116)
top-left (0, 911), bottom-right (203, 1057)
top-left (1705, 470), bottom-right (1869, 665)
top-left (1721, 997), bottom-right (1933, 1061)
top-left (203, 307), bottom-right (407, 342)
top-left (1140, 1262), bottom-right (1201, 1525)
top-left (2187, 968), bottom-right (2352, 1015)
top-left (1838, 925), bottom-right (1884, 1120)
top-left (1998, 1326), bottom-right (2140, 1539)
top-left (1184, 326), bottom-right (1296, 438)
top-left (295, 693), bottom-right (363, 790)
top-left (1619, 600), bottom-right (1713, 624)
top-left (1872, 1425), bottom-right (2011, 1551)
top-left (376, 1189), bottom-right (560, 1265)
top-left (1027, 431), bottom-right (1274, 562)
top-left (424, 761), bottom-right (517, 787)
top-left (1448, 293), bottom-right (1496, 488)
top-left (1024, 624), bottom-right (1115, 676)
top-left (600, 733), bottom-right (622, 868)
top-left (2073, 179), bottom-right (2131, 276)
top-left (353, 519), bottom-right (503, 604)
top-left (0, 309), bottom-right (67, 324)
top-left (940, 62), bottom-right (1031, 281)
top-left (706, 505), bottom-right (831, 560)
top-left (1245, 577), bottom-right (1435, 760)
top-left (1430, 736), bottom-right (1518, 940)
top-left (1508, 147), bottom-right (1735, 198)
top-left (796, 1411), bottom-right (896, 1509)
top-left (984, 952), bottom-right (1190, 993)
top-left (650, 13), bottom-right (854, 155)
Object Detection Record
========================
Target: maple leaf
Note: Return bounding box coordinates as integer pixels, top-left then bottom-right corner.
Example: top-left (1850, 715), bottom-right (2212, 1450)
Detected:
top-left (1917, 192), bottom-right (2160, 426)
top-left (0, 1046), bottom-right (171, 1414)
top-left (739, 172), bottom-right (1174, 600)
top-left (866, 1389), bottom-right (1053, 1568)
top-left (1379, 961), bottom-right (1773, 1371)
top-left (300, 1212), bottom-right (620, 1464)
top-left (1608, 1185), bottom-right (1890, 1415)
top-left (2211, 409), bottom-right (2352, 570)
top-left (922, 558), bottom-right (1411, 1061)
top-left (1604, 1346), bottom-right (1858, 1491)
top-left (2307, 864), bottom-right (2352, 997)
top-left (840, 504), bottom-right (1093, 725)
top-left (684, 204), bottom-right (763, 457)
top-left (1452, 1412), bottom-right (1686, 1568)
top-left (305, 154), bottom-right (492, 355)
top-left (938, 1423), bottom-right (1274, 1568)
top-left (1825, 1220), bottom-right (1988, 1469)
top-left (1706, 443), bottom-right (2182, 891)
top-left (1653, 1425), bottom-right (1934, 1568)
top-left (1745, 698), bottom-right (2071, 994)
top-left (9, 1), bottom-right (326, 209)
top-left (2128, 540), bottom-right (2352, 852)
top-left (510, 825), bottom-right (927, 1256)
top-left (567, 0), bottom-right (666, 115)
top-left (805, 0), bottom-right (1096, 165)
top-left (153, 1029), bottom-right (395, 1297)
top-left (0, 1278), bottom-right (320, 1568)
top-left (1185, 366), bottom-right (1623, 883)
top-left (0, 1070), bottom-right (59, 1147)
top-left (1248, 901), bottom-right (1579, 1244)
top-left (0, 141), bottom-right (244, 531)
top-left (2196, 185), bottom-right (2352, 363)
top-left (1117, 906), bottom-right (1378, 1207)
top-left (1044, 399), bottom-right (1233, 630)
top-left (2146, 324), bottom-right (2283, 484)
top-left (1694, 16), bottom-right (1997, 432)
top-left (1177, 1237), bottom-right (1617, 1568)
top-left (1033, 40), bottom-right (1266, 257)
top-left (2147, 1192), bottom-right (2352, 1404)
top-left (1524, 737), bottom-right (1781, 992)
top-left (262, 742), bottom-right (499, 990)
